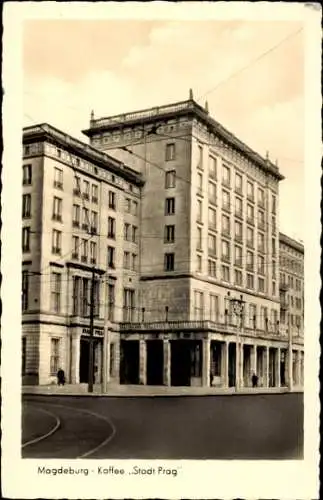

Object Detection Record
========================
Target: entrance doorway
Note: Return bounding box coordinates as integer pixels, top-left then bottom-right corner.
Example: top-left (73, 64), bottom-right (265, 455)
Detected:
top-left (79, 337), bottom-right (102, 384)
top-left (228, 343), bottom-right (236, 387)
top-left (147, 340), bottom-right (164, 385)
top-left (170, 340), bottom-right (191, 386)
top-left (120, 340), bottom-right (139, 384)
top-left (269, 348), bottom-right (276, 387)
top-left (280, 350), bottom-right (286, 386)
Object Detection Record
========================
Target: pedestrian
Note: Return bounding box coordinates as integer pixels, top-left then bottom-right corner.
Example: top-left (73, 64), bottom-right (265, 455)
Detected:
top-left (251, 373), bottom-right (258, 388)
top-left (57, 368), bottom-right (65, 386)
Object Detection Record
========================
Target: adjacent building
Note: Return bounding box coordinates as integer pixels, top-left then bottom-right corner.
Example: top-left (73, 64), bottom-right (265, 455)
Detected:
top-left (22, 123), bottom-right (144, 385)
top-left (80, 91), bottom-right (304, 389)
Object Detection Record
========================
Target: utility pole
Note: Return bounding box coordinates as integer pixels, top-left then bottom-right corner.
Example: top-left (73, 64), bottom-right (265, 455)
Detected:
top-left (288, 314), bottom-right (293, 392)
top-left (229, 294), bottom-right (245, 392)
top-left (88, 266), bottom-right (96, 393)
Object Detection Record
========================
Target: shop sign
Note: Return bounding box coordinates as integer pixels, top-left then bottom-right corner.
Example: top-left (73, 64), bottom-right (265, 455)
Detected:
top-left (82, 328), bottom-right (103, 337)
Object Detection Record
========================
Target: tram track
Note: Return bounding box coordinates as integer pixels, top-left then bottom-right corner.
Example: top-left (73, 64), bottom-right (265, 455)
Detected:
top-left (22, 399), bottom-right (116, 459)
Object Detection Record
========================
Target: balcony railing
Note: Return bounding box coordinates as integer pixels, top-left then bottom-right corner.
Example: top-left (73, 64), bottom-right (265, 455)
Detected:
top-left (119, 319), bottom-right (289, 341)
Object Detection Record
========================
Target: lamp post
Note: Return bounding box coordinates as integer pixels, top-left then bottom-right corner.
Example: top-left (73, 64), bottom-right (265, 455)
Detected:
top-left (228, 294), bottom-right (245, 391)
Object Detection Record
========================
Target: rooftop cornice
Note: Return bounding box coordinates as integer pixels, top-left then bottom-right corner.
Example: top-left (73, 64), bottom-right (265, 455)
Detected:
top-left (82, 99), bottom-right (285, 181)
top-left (23, 123), bottom-right (144, 187)
top-left (279, 232), bottom-right (304, 253)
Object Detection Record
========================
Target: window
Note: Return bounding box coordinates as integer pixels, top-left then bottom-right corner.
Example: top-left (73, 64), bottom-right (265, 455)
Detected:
top-left (108, 217), bottom-right (116, 239)
top-left (197, 227), bottom-right (202, 250)
top-left (92, 184), bottom-right (98, 203)
top-left (235, 172), bottom-right (242, 193)
top-left (221, 265), bottom-right (230, 282)
top-left (221, 240), bottom-right (230, 262)
top-left (197, 199), bottom-right (202, 222)
top-left (247, 204), bottom-right (254, 223)
top-left (272, 281), bottom-right (276, 296)
top-left (50, 338), bottom-right (60, 375)
top-left (80, 278), bottom-right (89, 317)
top-left (73, 204), bottom-right (80, 227)
top-left (208, 207), bottom-right (216, 229)
top-left (73, 175), bottom-right (81, 196)
top-left (50, 272), bottom-right (61, 313)
top-left (52, 229), bottom-right (61, 255)
top-left (165, 170), bottom-right (176, 188)
top-left (91, 211), bottom-right (98, 233)
top-left (260, 306), bottom-right (267, 330)
top-left (258, 232), bottom-right (265, 252)
top-left (164, 224), bottom-right (175, 243)
top-left (258, 277), bottom-right (265, 293)
top-left (90, 241), bottom-right (97, 264)
top-left (222, 214), bottom-right (230, 235)
top-left (197, 172), bottom-right (203, 195)
top-left (247, 251), bottom-right (254, 271)
top-left (23, 164), bottom-right (32, 185)
top-left (193, 290), bottom-right (204, 320)
top-left (209, 156), bottom-right (217, 179)
top-left (107, 246), bottom-right (115, 269)
top-left (164, 253), bottom-right (175, 271)
top-left (165, 143), bottom-right (175, 161)
top-left (165, 197), bottom-right (175, 215)
top-left (54, 167), bottom-right (63, 189)
top-left (22, 227), bottom-right (31, 252)
top-left (123, 288), bottom-right (135, 322)
top-left (125, 198), bottom-right (131, 213)
top-left (258, 187), bottom-right (265, 207)
top-left (222, 190), bottom-right (230, 211)
top-left (82, 208), bottom-right (89, 230)
top-left (132, 200), bottom-right (138, 215)
top-left (81, 238), bottom-right (88, 262)
top-left (132, 254), bottom-right (137, 272)
top-left (72, 236), bottom-right (79, 259)
top-left (222, 165), bottom-right (230, 186)
top-left (107, 283), bottom-right (115, 321)
top-left (197, 144), bottom-right (203, 169)
top-left (196, 254), bottom-right (202, 273)
top-left (132, 225), bottom-right (138, 243)
top-left (22, 337), bottom-right (27, 375)
top-left (249, 304), bottom-right (257, 328)
top-left (208, 233), bottom-right (216, 256)
top-left (208, 259), bottom-right (216, 277)
top-left (124, 251), bottom-right (130, 269)
top-left (235, 221), bottom-right (243, 242)
top-left (52, 197), bottom-right (62, 222)
top-left (57, 148), bottom-right (62, 158)
top-left (247, 180), bottom-right (254, 201)
top-left (272, 215), bottom-right (276, 234)
top-left (247, 273), bottom-right (254, 289)
top-left (247, 227), bottom-right (254, 248)
top-left (124, 222), bottom-right (130, 241)
top-left (272, 194), bottom-right (277, 214)
top-left (210, 294), bottom-right (219, 321)
top-left (258, 209), bottom-right (265, 230)
top-left (258, 255), bottom-right (265, 275)
top-left (22, 270), bottom-right (29, 311)
top-left (83, 180), bottom-right (90, 200)
top-left (272, 237), bottom-right (276, 257)
top-left (235, 245), bottom-right (242, 267)
top-left (108, 191), bottom-right (116, 210)
top-left (22, 194), bottom-right (31, 218)
top-left (235, 270), bottom-right (243, 286)
top-left (208, 182), bottom-right (217, 204)
top-left (235, 196), bottom-right (242, 217)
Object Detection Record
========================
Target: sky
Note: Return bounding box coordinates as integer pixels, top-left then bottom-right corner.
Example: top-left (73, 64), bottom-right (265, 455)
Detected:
top-left (23, 19), bottom-right (305, 240)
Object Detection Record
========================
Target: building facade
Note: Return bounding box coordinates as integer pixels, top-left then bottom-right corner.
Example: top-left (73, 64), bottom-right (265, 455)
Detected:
top-left (80, 92), bottom-right (304, 389)
top-left (279, 232), bottom-right (304, 386)
top-left (22, 123), bottom-right (143, 385)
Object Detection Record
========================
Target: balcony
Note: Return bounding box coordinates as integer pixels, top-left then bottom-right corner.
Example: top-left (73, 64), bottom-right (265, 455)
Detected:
top-left (53, 181), bottom-right (63, 189)
top-left (118, 319), bottom-right (289, 341)
top-left (280, 282), bottom-right (289, 291)
top-left (280, 299), bottom-right (289, 311)
top-left (73, 188), bottom-right (81, 197)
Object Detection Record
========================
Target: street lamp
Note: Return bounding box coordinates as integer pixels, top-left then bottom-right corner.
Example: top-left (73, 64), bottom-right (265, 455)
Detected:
top-left (228, 293), bottom-right (245, 391)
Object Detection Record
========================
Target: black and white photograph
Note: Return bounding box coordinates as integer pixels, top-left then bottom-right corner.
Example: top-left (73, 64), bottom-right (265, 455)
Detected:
top-left (1, 2), bottom-right (320, 499)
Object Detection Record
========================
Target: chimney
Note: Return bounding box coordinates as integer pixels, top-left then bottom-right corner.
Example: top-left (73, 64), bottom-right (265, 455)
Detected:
top-left (90, 110), bottom-right (95, 125)
top-left (205, 100), bottom-right (209, 113)
top-left (189, 88), bottom-right (194, 100)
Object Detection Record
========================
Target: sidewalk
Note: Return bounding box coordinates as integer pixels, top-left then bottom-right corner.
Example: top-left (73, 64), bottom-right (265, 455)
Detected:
top-left (22, 383), bottom-right (302, 397)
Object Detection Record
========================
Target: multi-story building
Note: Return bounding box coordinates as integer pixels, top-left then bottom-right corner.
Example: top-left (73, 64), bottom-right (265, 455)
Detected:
top-left (279, 232), bottom-right (304, 386)
top-left (22, 123), bottom-right (143, 385)
top-left (81, 91), bottom-right (304, 389)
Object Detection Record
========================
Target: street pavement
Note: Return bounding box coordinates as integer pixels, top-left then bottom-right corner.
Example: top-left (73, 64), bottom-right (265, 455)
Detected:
top-left (22, 393), bottom-right (303, 460)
